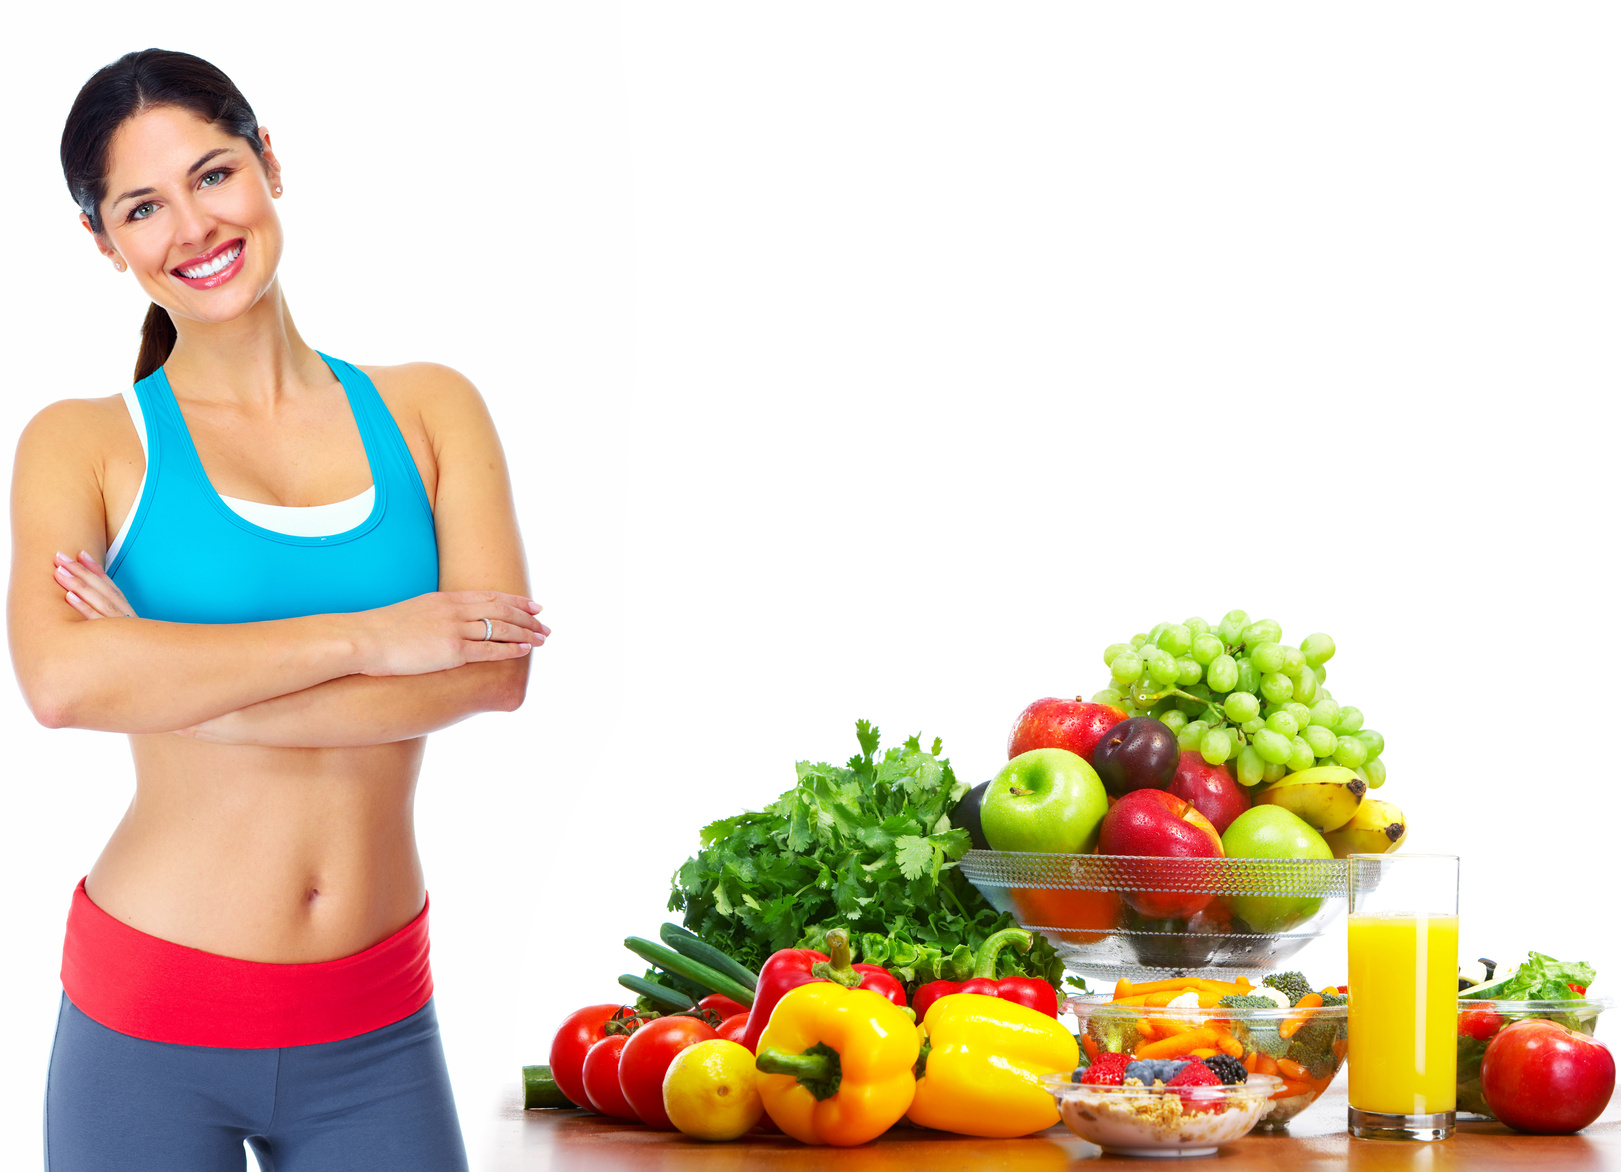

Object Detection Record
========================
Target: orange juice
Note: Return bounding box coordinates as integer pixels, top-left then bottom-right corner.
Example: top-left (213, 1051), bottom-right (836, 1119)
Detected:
top-left (1347, 913), bottom-right (1459, 1115)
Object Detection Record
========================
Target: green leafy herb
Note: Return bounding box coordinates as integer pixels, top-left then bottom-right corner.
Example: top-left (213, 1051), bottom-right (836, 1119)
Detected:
top-left (668, 721), bottom-right (1065, 990)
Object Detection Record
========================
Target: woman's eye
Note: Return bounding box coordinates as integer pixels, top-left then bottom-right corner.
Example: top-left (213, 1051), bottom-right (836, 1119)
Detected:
top-left (129, 202), bottom-right (155, 221)
top-left (201, 168), bottom-right (230, 187)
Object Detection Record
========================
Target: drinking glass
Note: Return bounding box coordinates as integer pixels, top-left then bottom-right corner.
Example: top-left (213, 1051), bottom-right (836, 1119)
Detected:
top-left (1346, 853), bottom-right (1459, 1141)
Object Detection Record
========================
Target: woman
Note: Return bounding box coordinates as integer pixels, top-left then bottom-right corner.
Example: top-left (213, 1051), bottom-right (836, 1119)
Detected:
top-left (10, 49), bottom-right (546, 1170)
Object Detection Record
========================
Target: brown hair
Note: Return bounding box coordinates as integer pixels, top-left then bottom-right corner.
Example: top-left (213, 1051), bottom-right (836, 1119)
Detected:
top-left (60, 49), bottom-right (268, 383)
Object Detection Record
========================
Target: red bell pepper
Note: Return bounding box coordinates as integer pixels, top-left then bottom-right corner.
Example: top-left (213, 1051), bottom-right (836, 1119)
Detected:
top-left (738, 928), bottom-right (905, 1052)
top-left (911, 927), bottom-right (1058, 1020)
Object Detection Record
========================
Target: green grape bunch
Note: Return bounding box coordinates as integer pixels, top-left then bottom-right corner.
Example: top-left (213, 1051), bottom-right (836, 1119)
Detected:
top-left (1091, 610), bottom-right (1386, 789)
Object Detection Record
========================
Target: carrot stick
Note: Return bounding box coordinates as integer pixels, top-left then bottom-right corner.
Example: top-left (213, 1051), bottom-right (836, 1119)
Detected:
top-left (1114, 978), bottom-right (1134, 1000)
top-left (1217, 1033), bottom-right (1244, 1058)
top-left (1243, 1052), bottom-right (1259, 1073)
top-left (1136, 1018), bottom-right (1158, 1041)
top-left (1113, 978), bottom-right (1235, 997)
top-left (1255, 1052), bottom-right (1279, 1076)
top-left (1189, 1048), bottom-right (1219, 1059)
top-left (1277, 1057), bottom-right (1310, 1081)
top-left (1081, 1033), bottom-right (1099, 1062)
top-left (1136, 1029), bottom-right (1221, 1060)
top-left (1270, 1078), bottom-right (1316, 1100)
top-left (1280, 993), bottom-right (1325, 1039)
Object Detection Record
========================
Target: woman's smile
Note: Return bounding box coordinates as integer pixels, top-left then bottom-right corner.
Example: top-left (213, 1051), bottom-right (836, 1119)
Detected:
top-left (172, 237), bottom-right (246, 288)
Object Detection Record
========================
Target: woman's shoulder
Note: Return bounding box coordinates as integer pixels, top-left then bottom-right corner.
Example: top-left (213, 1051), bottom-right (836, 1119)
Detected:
top-left (352, 361), bottom-right (496, 438)
top-left (15, 393), bottom-right (140, 469)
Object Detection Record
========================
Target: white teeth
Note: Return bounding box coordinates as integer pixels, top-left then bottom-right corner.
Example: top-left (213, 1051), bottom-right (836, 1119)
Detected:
top-left (179, 242), bottom-right (242, 279)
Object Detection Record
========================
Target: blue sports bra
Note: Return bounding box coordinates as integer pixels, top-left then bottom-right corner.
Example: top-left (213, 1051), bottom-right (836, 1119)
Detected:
top-left (107, 352), bottom-right (439, 623)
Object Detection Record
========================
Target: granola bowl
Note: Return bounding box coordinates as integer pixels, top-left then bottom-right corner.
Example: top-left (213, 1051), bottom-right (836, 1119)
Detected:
top-left (1042, 1072), bottom-right (1283, 1157)
top-left (1067, 994), bottom-right (1349, 1129)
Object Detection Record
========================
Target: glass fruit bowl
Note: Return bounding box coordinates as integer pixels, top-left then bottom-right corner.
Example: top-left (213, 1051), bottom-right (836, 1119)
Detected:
top-left (1456, 997), bottom-right (1610, 1118)
top-left (1042, 1071), bottom-right (1285, 1156)
top-left (959, 849), bottom-right (1349, 982)
top-left (1066, 994), bottom-right (1349, 1130)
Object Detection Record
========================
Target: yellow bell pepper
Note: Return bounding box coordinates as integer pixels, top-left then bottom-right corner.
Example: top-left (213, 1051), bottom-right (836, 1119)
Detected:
top-left (753, 982), bottom-right (919, 1146)
top-left (906, 992), bottom-right (1080, 1137)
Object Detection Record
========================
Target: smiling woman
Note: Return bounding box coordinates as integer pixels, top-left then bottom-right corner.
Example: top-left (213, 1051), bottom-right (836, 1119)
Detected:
top-left (13, 48), bottom-right (548, 1172)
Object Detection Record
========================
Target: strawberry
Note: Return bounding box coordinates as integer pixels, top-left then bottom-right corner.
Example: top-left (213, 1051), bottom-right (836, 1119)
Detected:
top-left (1166, 1058), bottom-right (1224, 1113)
top-left (1079, 1051), bottom-right (1132, 1086)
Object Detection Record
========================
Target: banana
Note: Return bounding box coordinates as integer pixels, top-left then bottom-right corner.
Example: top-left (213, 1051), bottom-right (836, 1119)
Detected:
top-left (1322, 799), bottom-right (1407, 858)
top-left (1254, 765), bottom-right (1366, 833)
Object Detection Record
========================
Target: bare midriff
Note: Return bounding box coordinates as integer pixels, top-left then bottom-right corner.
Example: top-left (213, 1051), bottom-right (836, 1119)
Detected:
top-left (85, 734), bottom-right (427, 964)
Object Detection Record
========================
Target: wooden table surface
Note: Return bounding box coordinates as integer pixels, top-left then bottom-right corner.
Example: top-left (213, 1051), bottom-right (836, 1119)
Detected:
top-left (489, 1084), bottom-right (1621, 1170)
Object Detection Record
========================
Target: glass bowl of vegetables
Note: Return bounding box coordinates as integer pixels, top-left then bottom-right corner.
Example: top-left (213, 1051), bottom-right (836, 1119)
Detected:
top-left (1065, 970), bottom-right (1349, 1130)
top-left (1456, 952), bottom-right (1608, 1118)
top-left (959, 850), bottom-right (1349, 982)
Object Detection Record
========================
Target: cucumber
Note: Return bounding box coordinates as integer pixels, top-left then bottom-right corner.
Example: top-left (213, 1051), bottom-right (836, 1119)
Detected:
top-left (624, 937), bottom-right (755, 1007)
top-left (521, 1065), bottom-right (575, 1109)
top-left (659, 923), bottom-right (760, 990)
top-left (617, 973), bottom-right (695, 1011)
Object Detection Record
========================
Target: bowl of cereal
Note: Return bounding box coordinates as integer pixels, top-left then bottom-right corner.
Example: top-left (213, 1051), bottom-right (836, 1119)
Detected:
top-left (1042, 1065), bottom-right (1284, 1157)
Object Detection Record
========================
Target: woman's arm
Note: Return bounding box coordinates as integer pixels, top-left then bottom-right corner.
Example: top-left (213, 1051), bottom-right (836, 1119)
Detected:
top-left (149, 363), bottom-right (540, 747)
top-left (8, 395), bottom-right (541, 734)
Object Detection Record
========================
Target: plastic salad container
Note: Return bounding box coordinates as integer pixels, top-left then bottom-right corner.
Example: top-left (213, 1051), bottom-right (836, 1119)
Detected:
top-left (1067, 994), bottom-right (1348, 1129)
top-left (1042, 1071), bottom-right (1284, 1156)
top-left (1456, 998), bottom-right (1609, 1118)
top-left (959, 850), bottom-right (1348, 982)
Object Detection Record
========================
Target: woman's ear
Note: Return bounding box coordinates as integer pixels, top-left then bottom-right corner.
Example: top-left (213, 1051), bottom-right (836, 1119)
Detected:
top-left (81, 213), bottom-right (123, 271)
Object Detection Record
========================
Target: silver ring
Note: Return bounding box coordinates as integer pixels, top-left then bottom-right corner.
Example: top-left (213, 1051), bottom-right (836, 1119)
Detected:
top-left (481, 618), bottom-right (493, 641)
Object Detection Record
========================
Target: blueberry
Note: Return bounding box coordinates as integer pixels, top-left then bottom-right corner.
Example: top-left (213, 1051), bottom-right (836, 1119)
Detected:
top-left (1124, 1058), bottom-right (1188, 1086)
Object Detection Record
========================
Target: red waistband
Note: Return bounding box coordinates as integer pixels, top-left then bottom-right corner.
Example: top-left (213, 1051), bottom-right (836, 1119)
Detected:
top-left (60, 877), bottom-right (433, 1048)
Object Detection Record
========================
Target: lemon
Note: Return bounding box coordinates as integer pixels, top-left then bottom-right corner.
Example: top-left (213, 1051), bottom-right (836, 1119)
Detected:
top-left (662, 1039), bottom-right (764, 1141)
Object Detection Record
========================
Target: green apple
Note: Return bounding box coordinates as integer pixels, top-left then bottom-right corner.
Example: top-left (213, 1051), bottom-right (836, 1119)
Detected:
top-left (979, 748), bottom-right (1109, 853)
top-left (1221, 806), bottom-right (1333, 932)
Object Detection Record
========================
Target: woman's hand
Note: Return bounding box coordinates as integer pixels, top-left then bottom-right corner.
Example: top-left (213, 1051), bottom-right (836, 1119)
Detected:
top-left (54, 550), bottom-right (138, 620)
top-left (353, 590), bottom-right (550, 677)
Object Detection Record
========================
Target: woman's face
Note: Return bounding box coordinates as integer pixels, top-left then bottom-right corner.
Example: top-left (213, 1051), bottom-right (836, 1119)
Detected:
top-left (87, 105), bottom-right (283, 326)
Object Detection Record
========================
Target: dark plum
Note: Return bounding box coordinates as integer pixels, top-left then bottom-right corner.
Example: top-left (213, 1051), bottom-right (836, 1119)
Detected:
top-left (951, 780), bottom-right (991, 851)
top-left (1091, 716), bottom-right (1179, 796)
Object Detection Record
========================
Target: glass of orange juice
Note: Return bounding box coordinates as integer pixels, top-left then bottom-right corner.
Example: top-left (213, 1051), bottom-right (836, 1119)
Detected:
top-left (1346, 853), bottom-right (1459, 1141)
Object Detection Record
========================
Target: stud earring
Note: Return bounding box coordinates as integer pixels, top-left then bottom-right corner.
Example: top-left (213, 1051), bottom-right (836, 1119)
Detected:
top-left (273, 185), bottom-right (282, 195)
top-left (114, 260), bottom-right (125, 272)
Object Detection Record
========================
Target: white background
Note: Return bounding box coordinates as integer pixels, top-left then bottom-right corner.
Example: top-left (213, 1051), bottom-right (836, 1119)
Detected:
top-left (4, 3), bottom-right (1618, 1167)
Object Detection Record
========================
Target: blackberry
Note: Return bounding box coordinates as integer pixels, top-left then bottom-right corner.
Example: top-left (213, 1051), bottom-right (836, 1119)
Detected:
top-left (1201, 1054), bottom-right (1248, 1085)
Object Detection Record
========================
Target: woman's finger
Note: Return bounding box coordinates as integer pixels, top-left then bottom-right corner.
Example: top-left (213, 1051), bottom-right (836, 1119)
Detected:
top-left (445, 588), bottom-right (543, 615)
top-left (54, 556), bottom-right (131, 618)
top-left (76, 550), bottom-right (138, 615)
top-left (64, 590), bottom-right (104, 621)
top-left (466, 619), bottom-right (545, 646)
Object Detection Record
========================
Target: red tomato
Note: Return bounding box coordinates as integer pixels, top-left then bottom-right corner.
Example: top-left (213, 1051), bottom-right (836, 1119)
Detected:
top-left (548, 1004), bottom-right (632, 1109)
top-left (618, 1016), bottom-right (719, 1128)
top-left (1458, 1006), bottom-right (1505, 1041)
top-left (717, 1011), bottom-right (750, 1045)
top-left (1480, 1018), bottom-right (1616, 1134)
top-left (580, 1035), bottom-right (639, 1120)
top-left (698, 992), bottom-right (748, 1019)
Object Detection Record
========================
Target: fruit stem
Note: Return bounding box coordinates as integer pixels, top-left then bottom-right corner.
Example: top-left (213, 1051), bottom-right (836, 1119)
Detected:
top-left (756, 1042), bottom-right (842, 1100)
top-left (1009, 784), bottom-right (1033, 797)
top-left (972, 927), bottom-right (1033, 979)
top-left (809, 929), bottom-right (864, 988)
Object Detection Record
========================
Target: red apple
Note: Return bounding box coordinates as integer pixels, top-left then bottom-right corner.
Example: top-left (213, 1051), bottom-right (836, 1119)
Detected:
top-left (1097, 789), bottom-right (1225, 918)
top-left (1480, 1018), bottom-right (1615, 1134)
top-left (1007, 697), bottom-right (1126, 764)
top-left (1166, 752), bottom-right (1250, 835)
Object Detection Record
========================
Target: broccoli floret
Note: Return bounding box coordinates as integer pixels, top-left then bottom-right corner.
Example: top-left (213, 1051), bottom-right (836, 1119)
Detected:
top-left (1086, 1013), bottom-right (1141, 1055)
top-left (1244, 1024), bottom-right (1291, 1058)
top-left (1263, 971), bottom-right (1313, 1005)
top-left (1287, 1017), bottom-right (1341, 1077)
top-left (1321, 993), bottom-right (1348, 1009)
top-left (1216, 994), bottom-right (1278, 1010)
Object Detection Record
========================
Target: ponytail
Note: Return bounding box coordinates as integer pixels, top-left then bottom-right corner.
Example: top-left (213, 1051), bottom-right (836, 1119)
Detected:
top-left (134, 302), bottom-right (178, 383)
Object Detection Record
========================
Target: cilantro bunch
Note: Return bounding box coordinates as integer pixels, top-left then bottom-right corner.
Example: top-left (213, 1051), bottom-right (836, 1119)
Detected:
top-left (669, 721), bottom-right (1065, 990)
